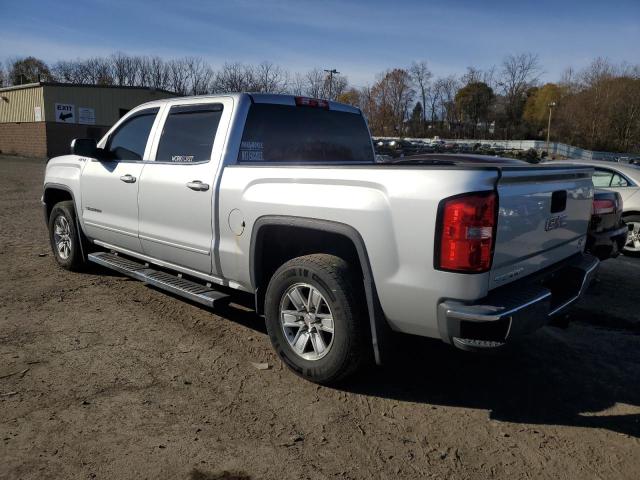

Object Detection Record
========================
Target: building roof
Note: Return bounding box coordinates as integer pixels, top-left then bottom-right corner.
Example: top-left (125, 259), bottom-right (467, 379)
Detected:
top-left (0, 81), bottom-right (177, 96)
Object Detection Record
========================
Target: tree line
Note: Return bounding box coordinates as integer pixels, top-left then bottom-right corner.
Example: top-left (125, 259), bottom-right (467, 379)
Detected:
top-left (2, 53), bottom-right (639, 153)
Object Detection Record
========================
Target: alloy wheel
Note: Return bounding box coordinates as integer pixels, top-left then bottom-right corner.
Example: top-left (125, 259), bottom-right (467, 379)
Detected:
top-left (279, 283), bottom-right (335, 361)
top-left (53, 215), bottom-right (72, 260)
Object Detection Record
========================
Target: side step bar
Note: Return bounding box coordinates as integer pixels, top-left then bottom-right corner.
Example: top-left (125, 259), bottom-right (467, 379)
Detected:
top-left (88, 252), bottom-right (230, 308)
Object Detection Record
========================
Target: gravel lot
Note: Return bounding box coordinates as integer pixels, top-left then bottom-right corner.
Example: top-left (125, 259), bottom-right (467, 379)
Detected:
top-left (1, 155), bottom-right (639, 480)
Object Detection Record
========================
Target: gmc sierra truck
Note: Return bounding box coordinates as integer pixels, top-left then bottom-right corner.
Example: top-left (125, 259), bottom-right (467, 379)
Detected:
top-left (43, 93), bottom-right (599, 384)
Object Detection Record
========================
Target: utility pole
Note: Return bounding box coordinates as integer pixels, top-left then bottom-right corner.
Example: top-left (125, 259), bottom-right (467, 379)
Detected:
top-left (324, 69), bottom-right (339, 99)
top-left (546, 101), bottom-right (557, 158)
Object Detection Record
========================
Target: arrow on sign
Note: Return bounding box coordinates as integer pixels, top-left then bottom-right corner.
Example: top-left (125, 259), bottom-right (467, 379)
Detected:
top-left (59, 112), bottom-right (73, 121)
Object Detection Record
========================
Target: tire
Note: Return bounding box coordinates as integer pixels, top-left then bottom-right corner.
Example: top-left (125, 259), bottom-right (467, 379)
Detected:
top-left (623, 215), bottom-right (640, 256)
top-left (48, 200), bottom-right (86, 271)
top-left (264, 254), bottom-right (369, 384)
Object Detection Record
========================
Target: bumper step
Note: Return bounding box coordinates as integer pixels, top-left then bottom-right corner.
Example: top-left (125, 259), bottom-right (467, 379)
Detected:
top-left (453, 338), bottom-right (506, 351)
top-left (88, 252), bottom-right (230, 308)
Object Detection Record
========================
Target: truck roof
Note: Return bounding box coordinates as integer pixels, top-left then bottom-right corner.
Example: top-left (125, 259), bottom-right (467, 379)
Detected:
top-left (134, 92), bottom-right (361, 115)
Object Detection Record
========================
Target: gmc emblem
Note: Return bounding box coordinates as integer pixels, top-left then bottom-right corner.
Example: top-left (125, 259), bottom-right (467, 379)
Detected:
top-left (545, 213), bottom-right (568, 231)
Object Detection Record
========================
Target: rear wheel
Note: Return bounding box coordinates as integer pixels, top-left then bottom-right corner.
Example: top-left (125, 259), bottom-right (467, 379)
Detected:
top-left (264, 254), bottom-right (369, 384)
top-left (48, 201), bottom-right (87, 271)
top-left (623, 215), bottom-right (640, 256)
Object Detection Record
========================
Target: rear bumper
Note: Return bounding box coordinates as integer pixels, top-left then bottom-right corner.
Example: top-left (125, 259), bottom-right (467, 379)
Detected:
top-left (438, 253), bottom-right (599, 349)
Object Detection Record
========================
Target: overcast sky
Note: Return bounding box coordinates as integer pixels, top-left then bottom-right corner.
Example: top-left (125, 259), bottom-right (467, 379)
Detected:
top-left (2, 0), bottom-right (639, 86)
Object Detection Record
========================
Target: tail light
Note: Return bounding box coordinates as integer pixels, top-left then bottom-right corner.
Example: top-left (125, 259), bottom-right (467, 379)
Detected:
top-left (592, 198), bottom-right (616, 215)
top-left (295, 96), bottom-right (329, 109)
top-left (437, 192), bottom-right (497, 273)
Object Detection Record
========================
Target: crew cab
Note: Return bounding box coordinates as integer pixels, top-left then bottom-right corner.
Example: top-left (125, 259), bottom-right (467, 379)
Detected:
top-left (43, 93), bottom-right (599, 384)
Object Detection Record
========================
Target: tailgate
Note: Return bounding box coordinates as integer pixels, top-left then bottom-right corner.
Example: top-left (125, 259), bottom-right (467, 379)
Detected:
top-left (490, 166), bottom-right (594, 289)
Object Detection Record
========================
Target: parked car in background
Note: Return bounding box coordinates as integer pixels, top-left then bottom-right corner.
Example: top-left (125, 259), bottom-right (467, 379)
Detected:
top-left (587, 190), bottom-right (627, 260)
top-left (549, 160), bottom-right (640, 255)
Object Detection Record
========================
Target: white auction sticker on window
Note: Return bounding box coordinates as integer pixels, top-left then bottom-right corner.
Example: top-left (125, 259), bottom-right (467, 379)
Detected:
top-left (240, 140), bottom-right (264, 161)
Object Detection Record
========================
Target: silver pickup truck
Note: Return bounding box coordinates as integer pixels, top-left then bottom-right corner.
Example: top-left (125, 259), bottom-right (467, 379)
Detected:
top-left (43, 93), bottom-right (599, 384)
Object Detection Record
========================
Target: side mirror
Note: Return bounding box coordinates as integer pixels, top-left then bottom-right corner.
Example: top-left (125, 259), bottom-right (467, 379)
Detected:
top-left (70, 138), bottom-right (98, 157)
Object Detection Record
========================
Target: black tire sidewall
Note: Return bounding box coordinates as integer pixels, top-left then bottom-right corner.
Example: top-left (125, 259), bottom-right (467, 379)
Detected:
top-left (265, 259), bottom-right (358, 383)
top-left (48, 202), bottom-right (82, 270)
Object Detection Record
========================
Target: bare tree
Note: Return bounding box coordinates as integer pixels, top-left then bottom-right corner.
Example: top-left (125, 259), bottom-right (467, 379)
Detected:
top-left (437, 75), bottom-right (460, 132)
top-left (499, 53), bottom-right (541, 137)
top-left (211, 62), bottom-right (254, 93)
top-left (579, 57), bottom-right (616, 88)
top-left (108, 53), bottom-right (144, 86)
top-left (184, 56), bottom-right (213, 95)
top-left (167, 58), bottom-right (190, 95)
top-left (296, 68), bottom-right (348, 99)
top-left (289, 72), bottom-right (307, 96)
top-left (370, 68), bottom-right (415, 136)
top-left (304, 68), bottom-right (326, 98)
top-left (425, 80), bottom-right (441, 126)
top-left (324, 73), bottom-right (348, 100)
top-left (409, 61), bottom-right (432, 129)
top-left (147, 56), bottom-right (170, 90)
top-left (82, 57), bottom-right (114, 85)
top-left (251, 61), bottom-right (288, 93)
top-left (110, 52), bottom-right (130, 86)
top-left (482, 65), bottom-right (499, 91)
top-left (52, 60), bottom-right (84, 83)
top-left (460, 66), bottom-right (483, 86)
top-left (461, 66), bottom-right (498, 90)
top-left (559, 66), bottom-right (576, 87)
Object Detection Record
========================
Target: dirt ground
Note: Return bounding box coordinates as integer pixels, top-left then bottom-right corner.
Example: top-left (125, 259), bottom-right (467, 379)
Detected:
top-left (1, 155), bottom-right (639, 480)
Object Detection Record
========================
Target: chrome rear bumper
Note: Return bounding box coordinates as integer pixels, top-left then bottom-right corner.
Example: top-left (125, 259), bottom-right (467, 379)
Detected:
top-left (438, 253), bottom-right (599, 348)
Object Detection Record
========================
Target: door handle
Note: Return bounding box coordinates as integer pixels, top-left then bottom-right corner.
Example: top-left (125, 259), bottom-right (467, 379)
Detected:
top-left (186, 180), bottom-right (210, 191)
top-left (120, 174), bottom-right (136, 183)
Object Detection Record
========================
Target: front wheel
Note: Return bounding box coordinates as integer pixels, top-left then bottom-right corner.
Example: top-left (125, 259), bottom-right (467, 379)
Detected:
top-left (48, 200), bottom-right (86, 271)
top-left (623, 215), bottom-right (640, 256)
top-left (264, 254), bottom-right (369, 384)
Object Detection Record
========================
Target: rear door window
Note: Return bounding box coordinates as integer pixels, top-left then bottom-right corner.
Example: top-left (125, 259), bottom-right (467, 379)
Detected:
top-left (106, 108), bottom-right (159, 161)
top-left (238, 103), bottom-right (373, 163)
top-left (155, 104), bottom-right (223, 163)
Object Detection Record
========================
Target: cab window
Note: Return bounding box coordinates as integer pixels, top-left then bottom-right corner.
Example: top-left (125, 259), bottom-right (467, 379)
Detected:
top-left (238, 103), bottom-right (374, 163)
top-left (155, 104), bottom-right (223, 163)
top-left (106, 108), bottom-right (159, 161)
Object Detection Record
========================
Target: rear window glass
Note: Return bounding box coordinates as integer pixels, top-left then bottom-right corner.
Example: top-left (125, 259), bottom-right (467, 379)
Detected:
top-left (156, 104), bottom-right (223, 163)
top-left (238, 103), bottom-right (373, 163)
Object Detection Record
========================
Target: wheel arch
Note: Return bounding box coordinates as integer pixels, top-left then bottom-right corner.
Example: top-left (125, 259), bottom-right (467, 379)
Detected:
top-left (43, 183), bottom-right (76, 223)
top-left (43, 183), bottom-right (90, 259)
top-left (249, 215), bottom-right (389, 365)
top-left (622, 210), bottom-right (640, 218)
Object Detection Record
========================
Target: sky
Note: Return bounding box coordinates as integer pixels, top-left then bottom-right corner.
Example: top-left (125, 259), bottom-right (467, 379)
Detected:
top-left (2, 0), bottom-right (639, 86)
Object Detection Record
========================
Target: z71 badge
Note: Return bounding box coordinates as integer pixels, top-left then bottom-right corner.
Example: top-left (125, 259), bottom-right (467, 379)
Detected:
top-left (545, 213), bottom-right (568, 231)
